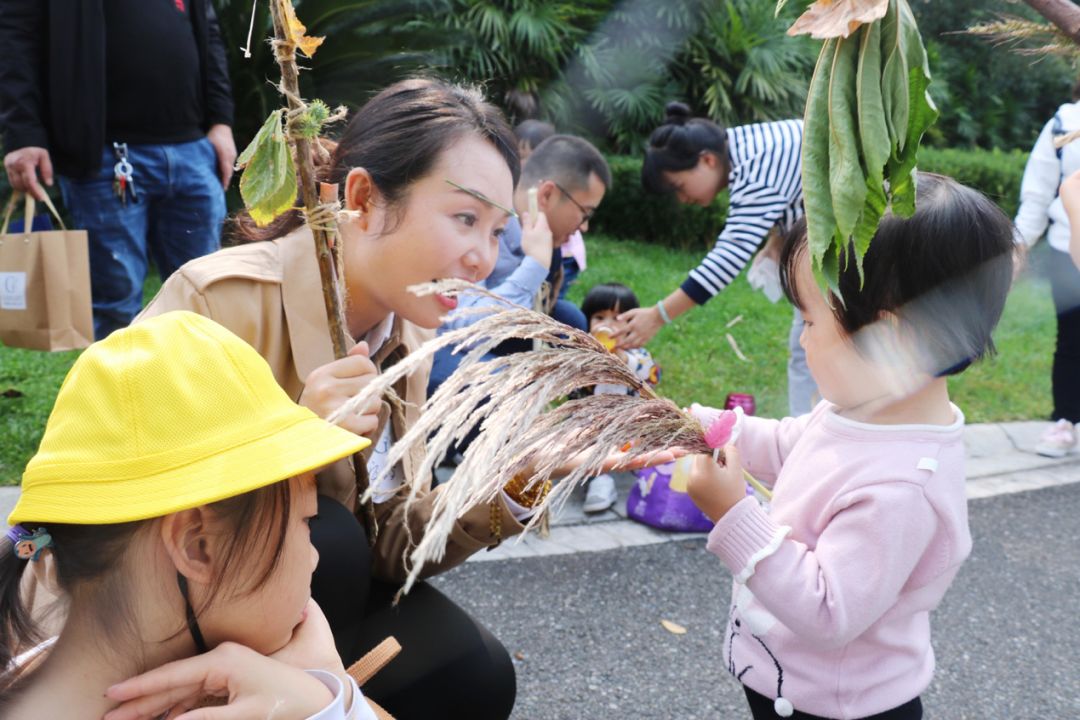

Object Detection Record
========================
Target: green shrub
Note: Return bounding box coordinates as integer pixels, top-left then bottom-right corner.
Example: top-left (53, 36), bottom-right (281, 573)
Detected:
top-left (592, 148), bottom-right (1029, 249)
top-left (590, 155), bottom-right (728, 250)
top-left (919, 147), bottom-right (1028, 218)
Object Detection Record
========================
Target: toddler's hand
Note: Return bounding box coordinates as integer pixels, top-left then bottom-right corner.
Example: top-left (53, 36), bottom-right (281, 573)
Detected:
top-left (687, 448), bottom-right (747, 522)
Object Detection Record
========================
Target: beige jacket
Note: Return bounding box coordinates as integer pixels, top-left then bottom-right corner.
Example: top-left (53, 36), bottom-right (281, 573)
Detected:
top-left (138, 227), bottom-right (523, 582)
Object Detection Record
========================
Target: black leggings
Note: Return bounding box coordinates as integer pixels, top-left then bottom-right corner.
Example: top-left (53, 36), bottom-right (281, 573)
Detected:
top-left (309, 495), bottom-right (516, 720)
top-left (1048, 252), bottom-right (1080, 423)
top-left (744, 687), bottom-right (922, 720)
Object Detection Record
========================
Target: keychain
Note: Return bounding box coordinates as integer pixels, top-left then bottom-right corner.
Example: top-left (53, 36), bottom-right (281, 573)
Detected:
top-left (112, 142), bottom-right (139, 206)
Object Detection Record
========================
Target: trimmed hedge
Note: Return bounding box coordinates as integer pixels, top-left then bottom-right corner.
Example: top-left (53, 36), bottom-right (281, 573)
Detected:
top-left (918, 147), bottom-right (1028, 219)
top-left (589, 155), bottom-right (729, 252)
top-left (592, 147), bottom-right (1029, 248)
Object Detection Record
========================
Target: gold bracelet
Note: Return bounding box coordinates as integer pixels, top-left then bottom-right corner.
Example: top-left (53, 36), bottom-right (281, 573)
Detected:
top-left (503, 472), bottom-right (552, 508)
top-left (489, 500), bottom-right (502, 547)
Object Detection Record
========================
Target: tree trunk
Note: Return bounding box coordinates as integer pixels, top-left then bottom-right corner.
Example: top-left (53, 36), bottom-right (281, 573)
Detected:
top-left (1023, 0), bottom-right (1080, 44)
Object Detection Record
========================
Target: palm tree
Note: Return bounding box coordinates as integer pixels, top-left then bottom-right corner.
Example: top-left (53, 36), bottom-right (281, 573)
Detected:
top-left (213, 0), bottom-right (447, 150)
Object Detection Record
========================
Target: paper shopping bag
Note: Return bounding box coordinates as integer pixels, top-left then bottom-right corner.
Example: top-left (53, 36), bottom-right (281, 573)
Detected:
top-left (0, 193), bottom-right (94, 351)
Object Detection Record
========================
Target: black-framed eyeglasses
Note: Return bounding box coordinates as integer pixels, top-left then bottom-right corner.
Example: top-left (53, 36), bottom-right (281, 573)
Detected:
top-left (552, 181), bottom-right (595, 227)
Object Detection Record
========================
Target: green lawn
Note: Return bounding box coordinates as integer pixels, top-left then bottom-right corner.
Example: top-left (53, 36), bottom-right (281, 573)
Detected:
top-left (0, 236), bottom-right (1057, 485)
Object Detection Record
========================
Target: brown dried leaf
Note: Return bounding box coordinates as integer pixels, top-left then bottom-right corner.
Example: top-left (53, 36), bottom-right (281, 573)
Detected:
top-left (279, 0), bottom-right (325, 57)
top-left (788, 0), bottom-right (888, 39)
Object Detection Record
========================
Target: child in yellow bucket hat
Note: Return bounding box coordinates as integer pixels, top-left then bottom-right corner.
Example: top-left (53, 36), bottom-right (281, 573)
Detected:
top-left (1, 311), bottom-right (380, 719)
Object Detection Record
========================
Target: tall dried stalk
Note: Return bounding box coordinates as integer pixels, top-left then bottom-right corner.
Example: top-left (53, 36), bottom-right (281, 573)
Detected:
top-left (329, 281), bottom-right (709, 591)
top-left (966, 15), bottom-right (1080, 61)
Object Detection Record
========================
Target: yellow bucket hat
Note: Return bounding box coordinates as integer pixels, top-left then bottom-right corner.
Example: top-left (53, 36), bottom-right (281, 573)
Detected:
top-left (9, 311), bottom-right (370, 525)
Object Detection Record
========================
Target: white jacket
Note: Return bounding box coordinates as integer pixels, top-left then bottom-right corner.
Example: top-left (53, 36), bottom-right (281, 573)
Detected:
top-left (1014, 101), bottom-right (1080, 253)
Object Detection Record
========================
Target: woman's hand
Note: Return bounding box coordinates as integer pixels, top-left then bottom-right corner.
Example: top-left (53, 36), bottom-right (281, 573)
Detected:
top-left (613, 305), bottom-right (664, 350)
top-left (103, 642), bottom-right (334, 720)
top-left (300, 341), bottom-right (381, 439)
top-left (686, 449), bottom-right (747, 523)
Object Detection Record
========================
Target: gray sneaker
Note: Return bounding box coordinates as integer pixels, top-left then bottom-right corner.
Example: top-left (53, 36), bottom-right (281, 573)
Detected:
top-left (584, 473), bottom-right (618, 513)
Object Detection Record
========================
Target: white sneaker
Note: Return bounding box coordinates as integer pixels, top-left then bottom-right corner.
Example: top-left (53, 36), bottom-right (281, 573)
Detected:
top-left (1035, 419), bottom-right (1077, 458)
top-left (583, 473), bottom-right (618, 513)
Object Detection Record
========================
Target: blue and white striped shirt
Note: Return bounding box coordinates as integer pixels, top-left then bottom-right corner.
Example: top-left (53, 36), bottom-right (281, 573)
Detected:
top-left (682, 119), bottom-right (804, 304)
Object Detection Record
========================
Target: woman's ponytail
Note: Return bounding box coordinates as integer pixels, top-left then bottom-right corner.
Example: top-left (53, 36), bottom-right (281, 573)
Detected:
top-left (0, 535), bottom-right (42, 674)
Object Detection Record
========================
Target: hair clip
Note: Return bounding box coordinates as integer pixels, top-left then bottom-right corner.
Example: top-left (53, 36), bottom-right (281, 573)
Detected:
top-left (6, 525), bottom-right (53, 562)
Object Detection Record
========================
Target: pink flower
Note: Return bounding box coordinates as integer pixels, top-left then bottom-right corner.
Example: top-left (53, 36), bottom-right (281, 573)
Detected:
top-left (690, 403), bottom-right (744, 449)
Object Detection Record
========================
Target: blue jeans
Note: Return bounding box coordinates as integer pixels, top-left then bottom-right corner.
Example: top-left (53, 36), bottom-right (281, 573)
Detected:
top-left (788, 308), bottom-right (820, 415)
top-left (59, 138), bottom-right (225, 338)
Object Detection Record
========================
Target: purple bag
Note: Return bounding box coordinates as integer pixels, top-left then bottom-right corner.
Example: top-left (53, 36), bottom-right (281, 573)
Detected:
top-left (627, 458), bottom-right (715, 533)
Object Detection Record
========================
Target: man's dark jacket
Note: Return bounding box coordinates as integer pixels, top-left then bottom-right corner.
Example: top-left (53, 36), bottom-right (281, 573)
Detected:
top-left (0, 0), bottom-right (234, 178)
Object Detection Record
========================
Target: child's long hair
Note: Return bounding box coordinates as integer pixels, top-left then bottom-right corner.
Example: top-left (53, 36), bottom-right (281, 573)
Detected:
top-left (779, 172), bottom-right (1015, 377)
top-left (0, 482), bottom-right (292, 683)
top-left (581, 283), bottom-right (640, 321)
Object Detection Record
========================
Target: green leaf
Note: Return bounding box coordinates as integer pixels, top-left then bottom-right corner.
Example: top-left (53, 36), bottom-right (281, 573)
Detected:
top-left (885, 0), bottom-right (937, 218)
top-left (857, 22), bottom-right (889, 191)
top-left (801, 38), bottom-right (838, 283)
top-left (236, 110), bottom-right (298, 227)
top-left (827, 35), bottom-right (865, 242)
top-left (879, 0), bottom-right (908, 155)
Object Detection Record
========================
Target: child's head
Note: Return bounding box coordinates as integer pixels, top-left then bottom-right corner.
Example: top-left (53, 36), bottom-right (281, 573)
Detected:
top-left (582, 283), bottom-right (640, 335)
top-left (514, 119), bottom-right (555, 164)
top-left (0, 312), bottom-right (367, 669)
top-left (779, 173), bottom-right (1014, 408)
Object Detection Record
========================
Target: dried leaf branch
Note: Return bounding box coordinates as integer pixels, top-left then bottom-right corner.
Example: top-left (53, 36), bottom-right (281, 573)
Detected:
top-left (329, 280), bottom-right (709, 591)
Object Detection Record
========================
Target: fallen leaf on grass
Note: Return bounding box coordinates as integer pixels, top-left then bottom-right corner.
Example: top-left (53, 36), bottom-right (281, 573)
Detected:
top-left (2, 388), bottom-right (24, 399)
top-left (661, 619), bottom-right (687, 635)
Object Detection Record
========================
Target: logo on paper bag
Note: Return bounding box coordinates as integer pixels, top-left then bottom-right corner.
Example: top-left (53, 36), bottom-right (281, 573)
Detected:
top-left (1, 272), bottom-right (27, 310)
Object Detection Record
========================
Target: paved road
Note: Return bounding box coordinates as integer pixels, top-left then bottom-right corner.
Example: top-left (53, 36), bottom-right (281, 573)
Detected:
top-left (433, 482), bottom-right (1080, 719)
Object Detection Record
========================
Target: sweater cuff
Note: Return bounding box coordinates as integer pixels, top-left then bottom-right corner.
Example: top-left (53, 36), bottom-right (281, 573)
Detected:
top-left (680, 276), bottom-right (711, 305)
top-left (706, 496), bottom-right (790, 582)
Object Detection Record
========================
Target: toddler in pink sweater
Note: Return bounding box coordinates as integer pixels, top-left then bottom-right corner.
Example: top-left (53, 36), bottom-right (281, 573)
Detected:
top-left (686, 174), bottom-right (1016, 720)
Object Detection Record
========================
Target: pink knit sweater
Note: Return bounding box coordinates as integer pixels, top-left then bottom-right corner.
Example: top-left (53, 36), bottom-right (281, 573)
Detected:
top-left (705, 402), bottom-right (971, 719)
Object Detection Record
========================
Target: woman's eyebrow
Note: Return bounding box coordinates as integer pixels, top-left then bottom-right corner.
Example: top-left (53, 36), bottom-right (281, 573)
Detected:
top-left (445, 179), bottom-right (516, 218)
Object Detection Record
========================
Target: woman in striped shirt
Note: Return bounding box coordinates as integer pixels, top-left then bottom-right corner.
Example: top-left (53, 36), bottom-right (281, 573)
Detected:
top-left (615, 102), bottom-right (817, 415)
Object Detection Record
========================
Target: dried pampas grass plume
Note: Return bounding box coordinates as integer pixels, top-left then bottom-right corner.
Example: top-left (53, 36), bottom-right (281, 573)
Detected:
top-left (329, 280), bottom-right (710, 592)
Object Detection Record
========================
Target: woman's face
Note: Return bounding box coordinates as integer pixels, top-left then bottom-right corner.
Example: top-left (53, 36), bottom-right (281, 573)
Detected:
top-left (211, 475), bottom-right (320, 654)
top-left (347, 135), bottom-right (515, 330)
top-left (661, 152), bottom-right (726, 207)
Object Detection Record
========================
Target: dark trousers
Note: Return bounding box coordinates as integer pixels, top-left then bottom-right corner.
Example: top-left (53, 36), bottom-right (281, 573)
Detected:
top-left (310, 495), bottom-right (516, 720)
top-left (744, 687), bottom-right (922, 720)
top-left (1048, 251), bottom-right (1080, 423)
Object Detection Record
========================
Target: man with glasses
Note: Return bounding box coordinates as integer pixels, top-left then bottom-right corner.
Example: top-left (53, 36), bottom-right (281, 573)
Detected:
top-left (428, 133), bottom-right (610, 398)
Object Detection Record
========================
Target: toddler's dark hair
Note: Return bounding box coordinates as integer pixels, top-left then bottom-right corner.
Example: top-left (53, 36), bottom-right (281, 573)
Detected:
top-left (779, 172), bottom-right (1015, 376)
top-left (582, 283), bottom-right (640, 320)
top-left (641, 101), bottom-right (727, 195)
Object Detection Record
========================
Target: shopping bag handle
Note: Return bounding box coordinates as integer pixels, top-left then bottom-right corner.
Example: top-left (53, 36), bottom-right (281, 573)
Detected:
top-left (1, 191), bottom-right (67, 235)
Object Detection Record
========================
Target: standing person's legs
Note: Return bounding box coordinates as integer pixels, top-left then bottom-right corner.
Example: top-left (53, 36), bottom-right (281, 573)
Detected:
top-left (58, 147), bottom-right (151, 340)
top-left (145, 138), bottom-right (225, 280)
top-left (788, 308), bottom-right (818, 415)
top-left (1049, 251), bottom-right (1080, 423)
